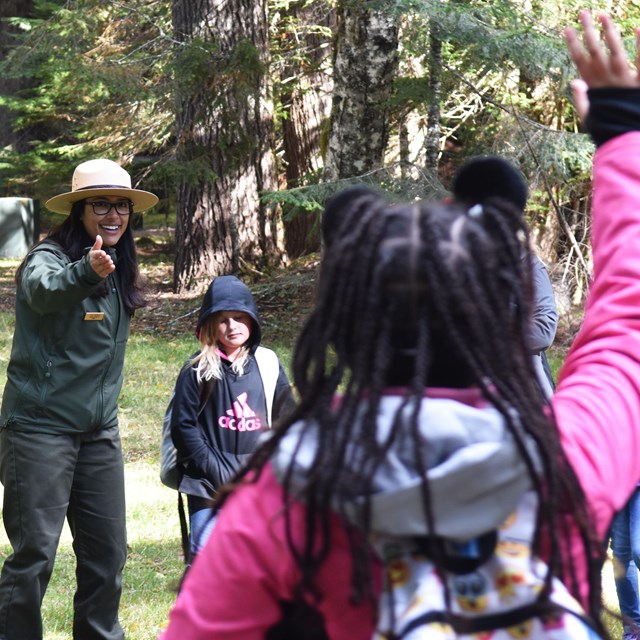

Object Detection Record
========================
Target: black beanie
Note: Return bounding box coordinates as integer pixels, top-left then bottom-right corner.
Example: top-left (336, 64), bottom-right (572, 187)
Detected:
top-left (452, 156), bottom-right (528, 212)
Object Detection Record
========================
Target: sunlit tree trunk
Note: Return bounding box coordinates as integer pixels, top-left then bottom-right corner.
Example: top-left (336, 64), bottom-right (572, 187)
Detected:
top-left (424, 25), bottom-right (442, 174)
top-left (172, 0), bottom-right (282, 292)
top-left (322, 1), bottom-right (399, 181)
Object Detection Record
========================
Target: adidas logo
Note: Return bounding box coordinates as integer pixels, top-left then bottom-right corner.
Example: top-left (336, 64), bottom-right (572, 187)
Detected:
top-left (218, 392), bottom-right (263, 431)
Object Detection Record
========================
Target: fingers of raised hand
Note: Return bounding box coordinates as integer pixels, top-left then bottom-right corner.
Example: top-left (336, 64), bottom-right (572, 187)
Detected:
top-left (566, 12), bottom-right (638, 88)
top-left (601, 14), bottom-right (633, 79)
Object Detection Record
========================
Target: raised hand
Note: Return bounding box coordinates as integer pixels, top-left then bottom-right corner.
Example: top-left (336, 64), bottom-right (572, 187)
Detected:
top-left (564, 12), bottom-right (640, 121)
top-left (88, 235), bottom-right (115, 278)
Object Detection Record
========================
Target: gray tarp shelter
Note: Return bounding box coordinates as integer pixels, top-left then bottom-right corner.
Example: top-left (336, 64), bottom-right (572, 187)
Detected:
top-left (0, 197), bottom-right (39, 258)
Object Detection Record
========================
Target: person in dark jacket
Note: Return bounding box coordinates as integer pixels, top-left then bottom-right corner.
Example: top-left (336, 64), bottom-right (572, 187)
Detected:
top-left (452, 156), bottom-right (559, 397)
top-left (0, 158), bottom-right (158, 640)
top-left (170, 275), bottom-right (295, 558)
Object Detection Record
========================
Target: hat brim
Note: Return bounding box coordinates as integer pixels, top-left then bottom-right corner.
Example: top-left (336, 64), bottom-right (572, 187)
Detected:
top-left (45, 187), bottom-right (159, 214)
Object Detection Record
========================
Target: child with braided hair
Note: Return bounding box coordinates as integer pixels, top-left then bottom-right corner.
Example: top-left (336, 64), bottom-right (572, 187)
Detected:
top-left (159, 11), bottom-right (640, 640)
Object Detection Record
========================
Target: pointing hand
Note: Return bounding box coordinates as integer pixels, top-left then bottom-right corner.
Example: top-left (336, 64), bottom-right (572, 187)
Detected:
top-left (89, 235), bottom-right (115, 278)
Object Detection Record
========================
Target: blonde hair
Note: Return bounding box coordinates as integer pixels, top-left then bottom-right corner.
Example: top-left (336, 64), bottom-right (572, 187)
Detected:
top-left (191, 312), bottom-right (251, 382)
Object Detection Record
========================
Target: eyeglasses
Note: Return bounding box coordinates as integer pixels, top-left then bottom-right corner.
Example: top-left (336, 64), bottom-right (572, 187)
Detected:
top-left (86, 200), bottom-right (133, 216)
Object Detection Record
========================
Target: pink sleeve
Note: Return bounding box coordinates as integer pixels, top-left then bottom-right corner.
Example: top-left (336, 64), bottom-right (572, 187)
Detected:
top-left (158, 470), bottom-right (299, 640)
top-left (158, 466), bottom-right (377, 639)
top-left (554, 131), bottom-right (640, 539)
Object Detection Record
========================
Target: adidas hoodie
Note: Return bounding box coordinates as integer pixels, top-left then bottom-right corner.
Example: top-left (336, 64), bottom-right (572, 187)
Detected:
top-left (170, 276), bottom-right (295, 499)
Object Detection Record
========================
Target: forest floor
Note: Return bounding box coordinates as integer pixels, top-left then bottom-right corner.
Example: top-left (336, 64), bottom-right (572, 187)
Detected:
top-left (0, 225), bottom-right (579, 362)
top-left (0, 227), bottom-right (320, 347)
top-left (131, 230), bottom-right (319, 345)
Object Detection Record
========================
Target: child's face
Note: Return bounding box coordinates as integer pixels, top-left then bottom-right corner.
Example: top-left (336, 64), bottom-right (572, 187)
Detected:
top-left (215, 311), bottom-right (252, 356)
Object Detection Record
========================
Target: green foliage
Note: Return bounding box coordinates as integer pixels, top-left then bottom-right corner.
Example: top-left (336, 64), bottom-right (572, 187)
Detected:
top-left (439, 3), bottom-right (570, 77)
top-left (0, 0), bottom-right (175, 199)
top-left (229, 38), bottom-right (266, 91)
top-left (262, 160), bottom-right (449, 228)
top-left (173, 32), bottom-right (267, 168)
top-left (174, 29), bottom-right (264, 98)
top-left (173, 37), bottom-right (222, 96)
top-left (156, 157), bottom-right (219, 189)
top-left (262, 182), bottom-right (326, 214)
top-left (268, 0), bottom-right (335, 77)
top-left (2, 0), bottom-right (640, 289)
top-left (392, 76), bottom-right (434, 109)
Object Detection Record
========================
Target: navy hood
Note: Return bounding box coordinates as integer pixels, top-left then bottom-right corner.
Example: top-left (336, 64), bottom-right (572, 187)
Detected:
top-left (196, 275), bottom-right (261, 347)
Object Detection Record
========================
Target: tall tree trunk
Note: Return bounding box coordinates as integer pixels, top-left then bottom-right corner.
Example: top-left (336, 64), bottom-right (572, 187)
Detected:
top-left (0, 0), bottom-right (33, 157)
top-left (172, 0), bottom-right (281, 292)
top-left (280, 1), bottom-right (335, 257)
top-left (424, 26), bottom-right (442, 174)
top-left (322, 2), bottom-right (399, 181)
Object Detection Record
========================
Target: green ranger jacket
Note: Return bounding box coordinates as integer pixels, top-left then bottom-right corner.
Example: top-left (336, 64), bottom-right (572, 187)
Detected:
top-left (0, 242), bottom-right (130, 434)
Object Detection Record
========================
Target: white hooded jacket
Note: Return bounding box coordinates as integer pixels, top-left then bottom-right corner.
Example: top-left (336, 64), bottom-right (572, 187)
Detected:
top-left (271, 393), bottom-right (539, 542)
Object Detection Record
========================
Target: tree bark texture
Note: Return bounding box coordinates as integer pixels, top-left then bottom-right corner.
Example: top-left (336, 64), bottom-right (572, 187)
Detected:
top-left (280, 1), bottom-right (335, 257)
top-left (322, 2), bottom-right (399, 182)
top-left (424, 26), bottom-right (442, 174)
top-left (172, 0), bottom-right (281, 292)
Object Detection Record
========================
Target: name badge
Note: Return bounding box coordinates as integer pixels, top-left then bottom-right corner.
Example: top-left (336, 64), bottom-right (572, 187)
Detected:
top-left (83, 312), bottom-right (105, 321)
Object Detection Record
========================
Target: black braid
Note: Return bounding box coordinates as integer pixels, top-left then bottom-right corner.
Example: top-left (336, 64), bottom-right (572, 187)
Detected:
top-left (216, 196), bottom-right (606, 634)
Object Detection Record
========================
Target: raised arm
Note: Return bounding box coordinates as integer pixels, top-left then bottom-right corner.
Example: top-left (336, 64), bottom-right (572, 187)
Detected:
top-left (555, 12), bottom-right (640, 546)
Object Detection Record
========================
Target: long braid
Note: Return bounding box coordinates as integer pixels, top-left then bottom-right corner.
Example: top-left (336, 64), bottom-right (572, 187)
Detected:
top-left (414, 202), bottom-right (605, 630)
top-left (405, 204), bottom-right (545, 606)
top-left (420, 207), bottom-right (576, 573)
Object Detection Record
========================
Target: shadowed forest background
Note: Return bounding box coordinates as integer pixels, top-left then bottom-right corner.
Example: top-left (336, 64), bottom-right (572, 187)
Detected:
top-left (0, 0), bottom-right (628, 305)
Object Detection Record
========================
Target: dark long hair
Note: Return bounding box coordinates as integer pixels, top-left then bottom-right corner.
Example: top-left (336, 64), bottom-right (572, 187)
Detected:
top-left (221, 191), bottom-right (604, 629)
top-left (16, 199), bottom-right (146, 314)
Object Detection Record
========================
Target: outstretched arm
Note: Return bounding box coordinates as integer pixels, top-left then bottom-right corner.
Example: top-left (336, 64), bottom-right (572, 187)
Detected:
top-left (555, 14), bottom-right (640, 607)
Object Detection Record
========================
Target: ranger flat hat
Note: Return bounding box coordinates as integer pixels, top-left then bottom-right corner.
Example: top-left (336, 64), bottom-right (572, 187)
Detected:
top-left (45, 158), bottom-right (159, 214)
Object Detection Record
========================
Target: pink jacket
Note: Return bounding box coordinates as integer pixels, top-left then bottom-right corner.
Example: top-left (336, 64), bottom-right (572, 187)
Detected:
top-left (160, 133), bottom-right (640, 639)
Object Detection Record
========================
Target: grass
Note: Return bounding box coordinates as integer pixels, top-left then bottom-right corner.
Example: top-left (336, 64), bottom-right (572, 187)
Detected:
top-left (0, 308), bottom-right (197, 639)
top-left (0, 247), bottom-right (625, 640)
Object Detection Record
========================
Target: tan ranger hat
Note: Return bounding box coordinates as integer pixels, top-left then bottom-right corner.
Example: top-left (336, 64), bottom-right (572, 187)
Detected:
top-left (45, 158), bottom-right (158, 214)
